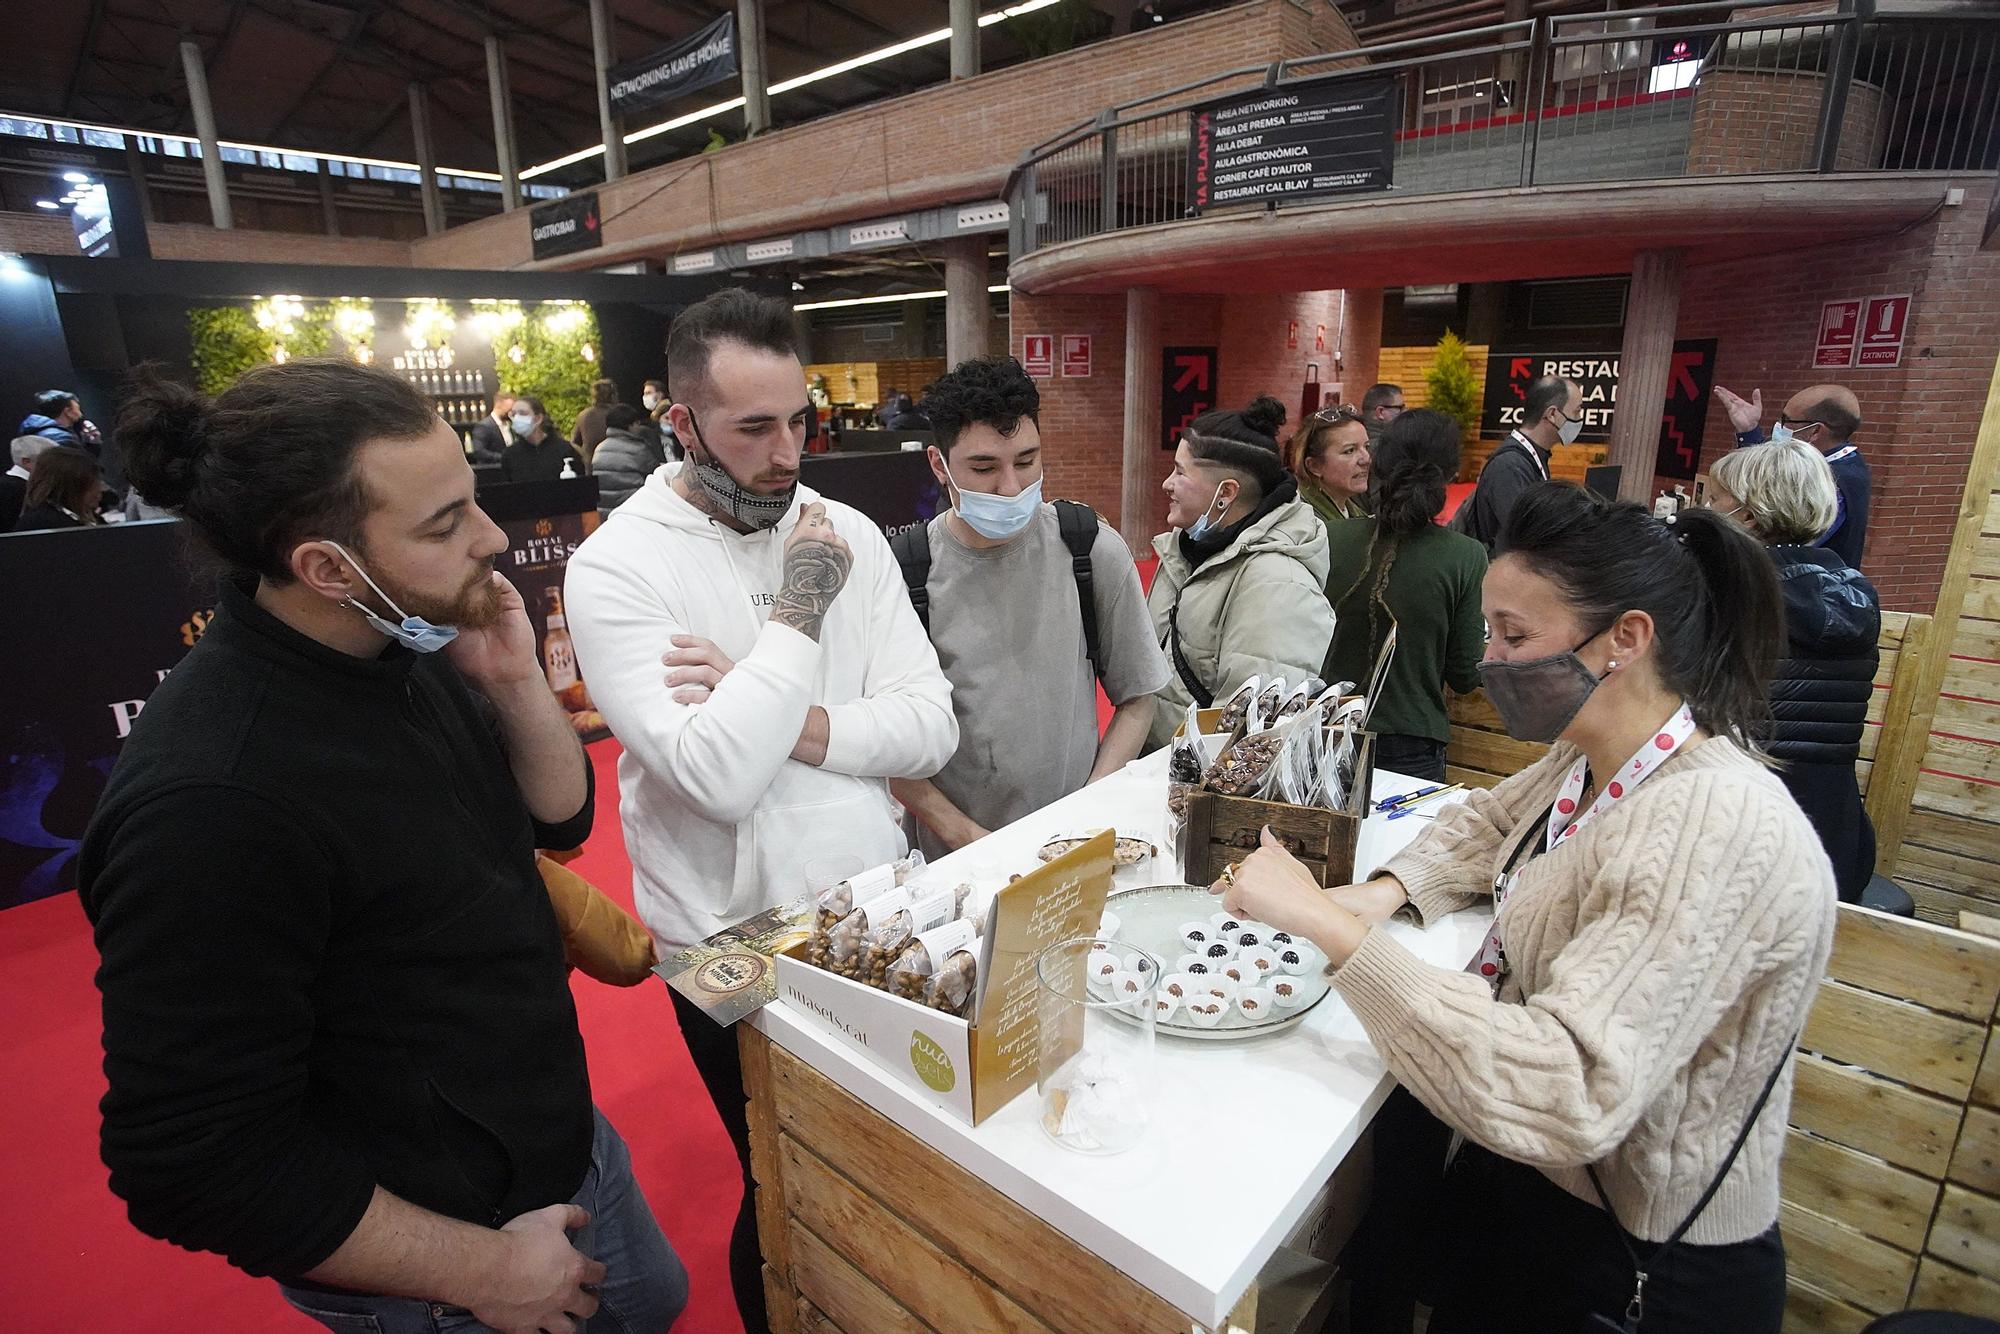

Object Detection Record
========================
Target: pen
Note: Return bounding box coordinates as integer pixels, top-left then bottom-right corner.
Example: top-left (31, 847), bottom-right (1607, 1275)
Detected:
top-left (1375, 783), bottom-right (1445, 812)
top-left (1385, 784), bottom-right (1465, 819)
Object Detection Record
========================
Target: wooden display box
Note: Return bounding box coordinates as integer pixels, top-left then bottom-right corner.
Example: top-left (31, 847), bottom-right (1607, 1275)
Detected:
top-left (1178, 792), bottom-right (1362, 889)
top-left (1177, 731), bottom-right (1373, 889)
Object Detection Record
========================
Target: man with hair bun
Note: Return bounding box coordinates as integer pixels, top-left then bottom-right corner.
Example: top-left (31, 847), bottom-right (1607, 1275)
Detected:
top-left (79, 359), bottom-right (686, 1334)
top-left (1145, 408), bottom-right (1334, 750)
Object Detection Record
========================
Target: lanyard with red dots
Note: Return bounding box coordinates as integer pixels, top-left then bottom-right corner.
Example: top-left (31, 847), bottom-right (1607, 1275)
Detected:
top-left (1471, 702), bottom-right (1697, 991)
top-left (1543, 702), bottom-right (1698, 854)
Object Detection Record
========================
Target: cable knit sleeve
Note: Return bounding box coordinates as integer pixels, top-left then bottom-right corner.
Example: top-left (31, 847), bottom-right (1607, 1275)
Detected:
top-left (1336, 765), bottom-right (1832, 1169)
top-left (1375, 744), bottom-right (1572, 924)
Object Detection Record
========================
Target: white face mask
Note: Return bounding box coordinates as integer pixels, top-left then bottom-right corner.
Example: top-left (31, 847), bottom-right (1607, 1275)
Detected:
top-left (941, 455), bottom-right (1041, 540)
top-left (510, 413), bottom-right (536, 436)
top-left (323, 541), bottom-right (460, 653)
top-left (642, 393), bottom-right (661, 411)
top-left (1554, 409), bottom-right (1584, 446)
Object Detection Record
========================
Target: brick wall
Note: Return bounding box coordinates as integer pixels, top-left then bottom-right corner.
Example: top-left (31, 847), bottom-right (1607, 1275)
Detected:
top-left (0, 211), bottom-right (83, 256)
top-left (1686, 68), bottom-right (1885, 175)
top-left (413, 0), bottom-right (1312, 272)
top-left (1010, 291), bottom-right (1131, 526)
top-left (143, 224), bottom-right (413, 267)
top-left (0, 212), bottom-right (414, 266)
top-left (1678, 176), bottom-right (2000, 613)
top-left (1017, 285), bottom-right (1380, 540)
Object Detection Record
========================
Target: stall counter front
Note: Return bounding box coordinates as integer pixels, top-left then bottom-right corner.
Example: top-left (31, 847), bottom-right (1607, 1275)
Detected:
top-left (742, 749), bottom-right (1490, 1333)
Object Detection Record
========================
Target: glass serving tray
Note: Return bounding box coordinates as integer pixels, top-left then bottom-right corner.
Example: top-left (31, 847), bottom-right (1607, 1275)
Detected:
top-left (1100, 884), bottom-right (1330, 1040)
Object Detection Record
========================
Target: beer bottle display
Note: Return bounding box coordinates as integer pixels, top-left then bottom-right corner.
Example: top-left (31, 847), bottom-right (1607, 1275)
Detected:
top-left (541, 587), bottom-right (591, 712)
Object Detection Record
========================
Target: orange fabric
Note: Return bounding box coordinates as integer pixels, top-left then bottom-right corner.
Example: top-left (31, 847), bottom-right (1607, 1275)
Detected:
top-left (536, 854), bottom-right (658, 986)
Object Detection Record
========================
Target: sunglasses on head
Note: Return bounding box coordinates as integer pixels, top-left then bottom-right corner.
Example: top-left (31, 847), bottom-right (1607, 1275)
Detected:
top-left (1312, 404), bottom-right (1364, 425)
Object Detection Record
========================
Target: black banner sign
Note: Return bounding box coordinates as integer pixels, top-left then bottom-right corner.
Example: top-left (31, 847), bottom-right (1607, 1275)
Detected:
top-left (1657, 338), bottom-right (1717, 481)
top-left (529, 192), bottom-right (602, 261)
top-left (1188, 76), bottom-right (1396, 214)
top-left (1480, 351), bottom-right (1620, 443)
top-left (1160, 346), bottom-right (1219, 450)
top-left (0, 521), bottom-right (213, 909)
top-left (1477, 341), bottom-right (1719, 477)
top-left (608, 13), bottom-right (739, 117)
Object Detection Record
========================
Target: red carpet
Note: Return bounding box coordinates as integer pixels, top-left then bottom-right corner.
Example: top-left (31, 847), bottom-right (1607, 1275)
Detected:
top-left (0, 739), bottom-right (743, 1334)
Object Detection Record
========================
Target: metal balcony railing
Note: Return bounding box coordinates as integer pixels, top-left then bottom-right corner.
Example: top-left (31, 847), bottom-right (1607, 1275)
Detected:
top-left (1005, 0), bottom-right (2000, 261)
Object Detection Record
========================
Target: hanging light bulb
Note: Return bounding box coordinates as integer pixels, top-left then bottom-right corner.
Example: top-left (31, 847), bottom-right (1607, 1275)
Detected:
top-left (580, 343), bottom-right (596, 362)
top-left (272, 344), bottom-right (289, 364)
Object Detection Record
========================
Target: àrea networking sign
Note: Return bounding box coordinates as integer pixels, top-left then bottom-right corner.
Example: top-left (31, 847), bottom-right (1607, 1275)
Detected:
top-left (1187, 75), bottom-right (1396, 215)
top-left (529, 192), bottom-right (602, 261)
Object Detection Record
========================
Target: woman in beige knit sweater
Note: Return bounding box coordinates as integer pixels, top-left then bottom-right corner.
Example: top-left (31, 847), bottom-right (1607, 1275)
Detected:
top-left (1220, 483), bottom-right (1836, 1332)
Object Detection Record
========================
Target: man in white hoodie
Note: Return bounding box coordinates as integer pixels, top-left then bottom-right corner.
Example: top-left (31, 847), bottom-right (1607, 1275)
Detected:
top-left (563, 287), bottom-right (956, 1332)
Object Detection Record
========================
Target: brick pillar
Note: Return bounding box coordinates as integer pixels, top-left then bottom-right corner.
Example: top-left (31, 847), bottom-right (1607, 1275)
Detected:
top-left (1122, 286), bottom-right (1161, 555)
top-left (1340, 288), bottom-right (1382, 406)
top-left (1609, 250), bottom-right (1684, 503)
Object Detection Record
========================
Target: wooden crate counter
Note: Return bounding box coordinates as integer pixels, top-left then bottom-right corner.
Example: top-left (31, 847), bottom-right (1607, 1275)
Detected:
top-left (736, 749), bottom-right (1492, 1332)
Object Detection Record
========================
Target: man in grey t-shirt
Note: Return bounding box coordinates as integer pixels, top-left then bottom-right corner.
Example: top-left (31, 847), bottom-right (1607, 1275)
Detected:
top-left (892, 358), bottom-right (1169, 858)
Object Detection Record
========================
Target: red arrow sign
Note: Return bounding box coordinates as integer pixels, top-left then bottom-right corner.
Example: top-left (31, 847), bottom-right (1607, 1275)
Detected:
top-left (1173, 354), bottom-right (1211, 393)
top-left (1669, 349), bottom-right (1703, 400)
top-left (1510, 357), bottom-right (1533, 400)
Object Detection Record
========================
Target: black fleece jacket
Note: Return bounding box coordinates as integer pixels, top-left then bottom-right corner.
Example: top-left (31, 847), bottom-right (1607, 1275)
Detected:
top-left (78, 578), bottom-right (595, 1279)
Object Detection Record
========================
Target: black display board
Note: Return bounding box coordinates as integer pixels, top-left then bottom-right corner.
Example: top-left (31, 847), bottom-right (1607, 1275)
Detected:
top-left (1188, 76), bottom-right (1396, 214)
top-left (800, 450), bottom-right (943, 540)
top-left (529, 192), bottom-right (603, 261)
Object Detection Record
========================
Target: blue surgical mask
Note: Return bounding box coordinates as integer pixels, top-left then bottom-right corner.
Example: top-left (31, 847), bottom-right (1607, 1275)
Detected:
top-left (325, 541), bottom-right (460, 653)
top-left (1770, 421), bottom-right (1808, 446)
top-left (943, 456), bottom-right (1041, 540)
top-left (1186, 482), bottom-right (1230, 541)
top-left (510, 413), bottom-right (536, 435)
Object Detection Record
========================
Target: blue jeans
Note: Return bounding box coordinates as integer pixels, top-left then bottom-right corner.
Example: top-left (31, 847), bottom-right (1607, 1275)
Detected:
top-left (280, 1108), bottom-right (687, 1333)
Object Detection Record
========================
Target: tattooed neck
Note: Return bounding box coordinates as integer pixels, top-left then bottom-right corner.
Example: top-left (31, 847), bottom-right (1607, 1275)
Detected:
top-left (771, 539), bottom-right (850, 641)
top-left (674, 470), bottom-right (755, 534)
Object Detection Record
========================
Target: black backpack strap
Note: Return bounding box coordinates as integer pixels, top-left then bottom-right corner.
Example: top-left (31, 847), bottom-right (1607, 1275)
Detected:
top-left (1165, 601), bottom-right (1213, 708)
top-left (889, 524), bottom-right (932, 633)
top-left (1053, 499), bottom-right (1104, 684)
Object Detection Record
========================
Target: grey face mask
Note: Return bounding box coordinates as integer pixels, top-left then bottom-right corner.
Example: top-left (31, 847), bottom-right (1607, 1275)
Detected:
top-left (684, 407), bottom-right (797, 531)
top-left (1475, 630), bottom-right (1606, 743)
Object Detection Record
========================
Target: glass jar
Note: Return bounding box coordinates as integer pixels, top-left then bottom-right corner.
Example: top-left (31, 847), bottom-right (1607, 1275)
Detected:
top-left (1035, 936), bottom-right (1159, 1155)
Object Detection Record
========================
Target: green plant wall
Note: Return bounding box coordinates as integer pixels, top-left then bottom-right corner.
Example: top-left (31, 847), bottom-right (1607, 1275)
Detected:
top-left (187, 303), bottom-right (333, 397)
top-left (496, 305), bottom-right (601, 439)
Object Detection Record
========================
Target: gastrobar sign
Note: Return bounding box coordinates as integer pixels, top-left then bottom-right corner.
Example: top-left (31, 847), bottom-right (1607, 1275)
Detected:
top-left (529, 191), bottom-right (602, 261)
top-left (1188, 75), bottom-right (1395, 214)
top-left (607, 13), bottom-right (739, 117)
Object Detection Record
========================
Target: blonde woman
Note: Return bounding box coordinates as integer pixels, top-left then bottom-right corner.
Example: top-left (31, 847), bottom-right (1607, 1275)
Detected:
top-left (1709, 439), bottom-right (1880, 901)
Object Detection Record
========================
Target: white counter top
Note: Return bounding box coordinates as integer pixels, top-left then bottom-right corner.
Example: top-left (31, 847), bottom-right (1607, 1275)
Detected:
top-left (753, 751), bottom-right (1489, 1330)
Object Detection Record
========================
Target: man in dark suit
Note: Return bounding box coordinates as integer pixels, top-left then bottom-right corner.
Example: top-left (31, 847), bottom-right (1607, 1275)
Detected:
top-left (1453, 374), bottom-right (1580, 552)
top-left (468, 393), bottom-right (514, 466)
top-left (2, 434), bottom-right (54, 530)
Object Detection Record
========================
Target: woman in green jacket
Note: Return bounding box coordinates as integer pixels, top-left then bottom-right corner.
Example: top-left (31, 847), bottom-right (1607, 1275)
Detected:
top-left (1322, 408), bottom-right (1488, 782)
top-left (1287, 403), bottom-right (1373, 524)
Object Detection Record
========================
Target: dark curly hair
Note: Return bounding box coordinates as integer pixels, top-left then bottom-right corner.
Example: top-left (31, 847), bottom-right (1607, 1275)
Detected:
top-left (919, 356), bottom-right (1040, 455)
top-left (118, 359), bottom-right (437, 583)
top-left (1242, 395), bottom-right (1287, 441)
top-left (1332, 408), bottom-right (1462, 653)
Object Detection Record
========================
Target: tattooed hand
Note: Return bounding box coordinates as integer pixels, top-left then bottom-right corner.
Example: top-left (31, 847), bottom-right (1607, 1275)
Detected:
top-left (772, 502), bottom-right (852, 641)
